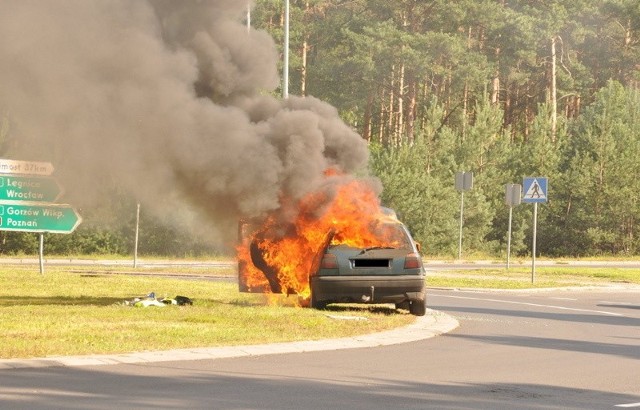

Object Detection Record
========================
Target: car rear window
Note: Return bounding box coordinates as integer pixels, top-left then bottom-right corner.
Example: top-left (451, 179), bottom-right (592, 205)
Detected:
top-left (371, 222), bottom-right (413, 250)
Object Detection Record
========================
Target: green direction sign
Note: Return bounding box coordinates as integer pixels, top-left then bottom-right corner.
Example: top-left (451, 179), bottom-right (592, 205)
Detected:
top-left (0, 203), bottom-right (82, 233)
top-left (0, 175), bottom-right (63, 202)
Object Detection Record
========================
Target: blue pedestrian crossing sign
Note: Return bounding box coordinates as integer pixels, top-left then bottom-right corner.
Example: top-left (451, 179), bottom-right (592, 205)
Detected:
top-left (522, 177), bottom-right (548, 203)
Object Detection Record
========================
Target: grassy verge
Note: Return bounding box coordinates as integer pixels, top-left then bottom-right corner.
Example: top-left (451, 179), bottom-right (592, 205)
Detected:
top-left (427, 266), bottom-right (640, 289)
top-left (2, 261), bottom-right (639, 360)
top-left (0, 266), bottom-right (414, 359)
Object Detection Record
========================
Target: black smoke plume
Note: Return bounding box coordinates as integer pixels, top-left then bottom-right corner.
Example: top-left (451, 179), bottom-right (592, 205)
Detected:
top-left (0, 1), bottom-right (370, 247)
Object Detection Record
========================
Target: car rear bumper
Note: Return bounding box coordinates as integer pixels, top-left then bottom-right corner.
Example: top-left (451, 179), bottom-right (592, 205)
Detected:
top-left (310, 275), bottom-right (426, 304)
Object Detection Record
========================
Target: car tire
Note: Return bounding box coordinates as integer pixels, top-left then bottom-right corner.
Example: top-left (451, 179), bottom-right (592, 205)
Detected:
top-left (395, 301), bottom-right (411, 311)
top-left (409, 298), bottom-right (427, 316)
top-left (310, 291), bottom-right (327, 310)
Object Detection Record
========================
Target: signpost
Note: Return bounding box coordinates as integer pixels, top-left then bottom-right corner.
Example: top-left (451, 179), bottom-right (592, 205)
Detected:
top-left (505, 184), bottom-right (522, 270)
top-left (455, 171), bottom-right (473, 260)
top-left (0, 159), bottom-right (81, 274)
top-left (522, 177), bottom-right (548, 283)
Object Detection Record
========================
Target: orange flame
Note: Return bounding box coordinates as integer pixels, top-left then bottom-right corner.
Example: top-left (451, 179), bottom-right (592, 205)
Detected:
top-left (237, 172), bottom-right (400, 299)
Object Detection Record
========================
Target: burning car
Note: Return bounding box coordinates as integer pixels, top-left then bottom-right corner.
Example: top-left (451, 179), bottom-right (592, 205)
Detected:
top-left (237, 188), bottom-right (427, 316)
top-left (308, 214), bottom-right (427, 316)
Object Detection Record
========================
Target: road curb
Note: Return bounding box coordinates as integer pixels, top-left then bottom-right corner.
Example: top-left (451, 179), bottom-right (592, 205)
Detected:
top-left (0, 309), bottom-right (459, 370)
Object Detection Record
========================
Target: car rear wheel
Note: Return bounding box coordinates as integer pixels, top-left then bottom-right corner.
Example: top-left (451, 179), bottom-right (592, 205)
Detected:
top-left (395, 301), bottom-right (410, 311)
top-left (409, 298), bottom-right (426, 316)
top-left (310, 290), bottom-right (327, 310)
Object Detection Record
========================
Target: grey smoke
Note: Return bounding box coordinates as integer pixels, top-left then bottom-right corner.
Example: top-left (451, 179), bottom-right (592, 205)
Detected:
top-left (0, 0), bottom-right (370, 246)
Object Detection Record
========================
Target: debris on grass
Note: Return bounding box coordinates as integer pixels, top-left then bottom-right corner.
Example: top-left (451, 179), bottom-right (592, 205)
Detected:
top-left (123, 292), bottom-right (193, 307)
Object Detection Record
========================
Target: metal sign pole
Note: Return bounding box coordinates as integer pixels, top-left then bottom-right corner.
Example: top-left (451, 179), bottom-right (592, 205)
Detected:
top-left (522, 177), bottom-right (547, 283)
top-left (134, 203), bottom-right (140, 268)
top-left (246, 3), bottom-right (251, 32)
top-left (505, 183), bottom-right (521, 270)
top-left (458, 191), bottom-right (464, 260)
top-left (531, 202), bottom-right (538, 283)
top-left (455, 171), bottom-right (473, 261)
top-left (283, 0), bottom-right (289, 98)
top-left (39, 233), bottom-right (44, 274)
top-left (507, 205), bottom-right (513, 270)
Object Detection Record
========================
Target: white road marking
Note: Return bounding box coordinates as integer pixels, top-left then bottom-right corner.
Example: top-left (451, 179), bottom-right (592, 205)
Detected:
top-left (600, 301), bottom-right (637, 306)
top-left (615, 403), bottom-right (640, 408)
top-left (436, 294), bottom-right (625, 317)
top-left (548, 297), bottom-right (577, 301)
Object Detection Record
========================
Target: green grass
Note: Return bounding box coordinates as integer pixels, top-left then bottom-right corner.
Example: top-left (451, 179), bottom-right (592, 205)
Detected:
top-left (0, 266), bottom-right (414, 359)
top-left (2, 261), bottom-right (639, 360)
top-left (427, 266), bottom-right (640, 289)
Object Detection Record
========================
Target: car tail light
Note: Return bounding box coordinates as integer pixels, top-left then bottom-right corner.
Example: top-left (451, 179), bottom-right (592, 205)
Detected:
top-left (320, 253), bottom-right (338, 269)
top-left (404, 253), bottom-right (422, 269)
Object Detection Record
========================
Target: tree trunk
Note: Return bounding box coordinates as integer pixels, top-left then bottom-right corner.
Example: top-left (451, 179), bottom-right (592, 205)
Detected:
top-left (388, 66), bottom-right (396, 146)
top-left (380, 80), bottom-right (388, 146)
top-left (362, 93), bottom-right (374, 141)
top-left (504, 86), bottom-right (512, 136)
top-left (491, 48), bottom-right (500, 105)
top-left (397, 62), bottom-right (405, 143)
top-left (406, 79), bottom-right (417, 144)
top-left (550, 36), bottom-right (558, 141)
top-left (462, 26), bottom-right (472, 141)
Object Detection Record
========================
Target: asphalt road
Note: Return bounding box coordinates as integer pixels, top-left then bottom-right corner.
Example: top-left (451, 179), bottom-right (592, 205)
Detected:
top-left (0, 287), bottom-right (638, 409)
